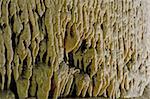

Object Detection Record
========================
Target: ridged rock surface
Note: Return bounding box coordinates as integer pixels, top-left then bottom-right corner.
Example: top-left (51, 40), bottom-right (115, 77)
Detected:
top-left (0, 0), bottom-right (150, 99)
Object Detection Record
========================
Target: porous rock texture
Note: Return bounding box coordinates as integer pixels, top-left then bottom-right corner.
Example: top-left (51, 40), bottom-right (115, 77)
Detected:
top-left (0, 0), bottom-right (150, 99)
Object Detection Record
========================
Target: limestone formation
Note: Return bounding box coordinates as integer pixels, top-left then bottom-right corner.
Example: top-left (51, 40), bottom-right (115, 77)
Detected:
top-left (0, 0), bottom-right (150, 99)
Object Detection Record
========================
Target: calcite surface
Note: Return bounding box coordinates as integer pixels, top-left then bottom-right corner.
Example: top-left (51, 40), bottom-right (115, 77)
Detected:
top-left (0, 0), bottom-right (150, 99)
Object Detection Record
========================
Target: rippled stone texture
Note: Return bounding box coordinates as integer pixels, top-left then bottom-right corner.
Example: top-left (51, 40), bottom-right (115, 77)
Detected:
top-left (0, 0), bottom-right (150, 99)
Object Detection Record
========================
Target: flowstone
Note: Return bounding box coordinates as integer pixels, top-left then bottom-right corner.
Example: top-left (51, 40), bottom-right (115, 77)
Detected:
top-left (0, 0), bottom-right (150, 99)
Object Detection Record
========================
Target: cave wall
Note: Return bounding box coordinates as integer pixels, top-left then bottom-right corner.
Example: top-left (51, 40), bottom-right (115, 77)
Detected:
top-left (0, 0), bottom-right (150, 99)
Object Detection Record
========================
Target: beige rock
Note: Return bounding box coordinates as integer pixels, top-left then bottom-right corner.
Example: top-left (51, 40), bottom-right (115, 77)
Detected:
top-left (0, 0), bottom-right (150, 99)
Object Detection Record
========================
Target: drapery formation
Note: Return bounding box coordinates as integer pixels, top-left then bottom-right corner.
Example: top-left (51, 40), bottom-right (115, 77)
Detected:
top-left (0, 0), bottom-right (150, 99)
